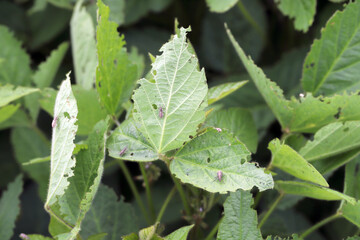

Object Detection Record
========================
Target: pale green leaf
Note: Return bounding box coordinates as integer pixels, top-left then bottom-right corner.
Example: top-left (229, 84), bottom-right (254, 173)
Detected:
top-left (46, 74), bottom-right (78, 207)
top-left (226, 25), bottom-right (292, 129)
top-left (80, 184), bottom-right (138, 240)
top-left (0, 104), bottom-right (19, 124)
top-left (33, 42), bottom-right (69, 88)
top-left (133, 27), bottom-right (208, 153)
top-left (138, 223), bottom-right (163, 240)
top-left (0, 175), bottom-right (23, 240)
top-left (340, 156), bottom-right (360, 227)
top-left (58, 119), bottom-right (108, 237)
top-left (164, 225), bottom-right (194, 240)
top-left (206, 0), bottom-right (238, 13)
top-left (302, 0), bottom-right (360, 95)
top-left (217, 190), bottom-right (262, 240)
top-left (299, 121), bottom-right (360, 161)
top-left (207, 81), bottom-right (247, 105)
top-left (24, 92), bottom-right (42, 122)
top-left (11, 127), bottom-right (50, 200)
top-left (170, 128), bottom-right (273, 193)
top-left (276, 180), bottom-right (356, 204)
top-left (269, 139), bottom-right (328, 187)
top-left (203, 107), bottom-right (258, 153)
top-left (0, 26), bottom-right (32, 85)
top-left (0, 84), bottom-right (39, 107)
top-left (275, 0), bottom-right (316, 32)
top-left (107, 118), bottom-right (158, 161)
top-left (96, 0), bottom-right (138, 115)
top-left (22, 156), bottom-right (50, 166)
top-left (71, 1), bottom-right (97, 90)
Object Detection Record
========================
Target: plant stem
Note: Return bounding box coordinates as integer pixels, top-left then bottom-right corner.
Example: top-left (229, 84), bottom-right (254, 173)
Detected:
top-left (170, 173), bottom-right (191, 216)
top-left (207, 193), bottom-right (216, 212)
top-left (258, 192), bottom-right (284, 228)
top-left (300, 213), bottom-right (341, 239)
top-left (237, 0), bottom-right (265, 41)
top-left (139, 163), bottom-right (156, 222)
top-left (117, 160), bottom-right (151, 224)
top-left (156, 186), bottom-right (177, 223)
top-left (204, 217), bottom-right (223, 240)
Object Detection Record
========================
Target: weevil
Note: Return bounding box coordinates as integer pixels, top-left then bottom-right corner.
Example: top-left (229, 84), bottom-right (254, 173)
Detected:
top-left (159, 107), bottom-right (164, 118)
top-left (216, 170), bottom-right (223, 182)
top-left (119, 147), bottom-right (127, 156)
top-left (52, 116), bottom-right (58, 128)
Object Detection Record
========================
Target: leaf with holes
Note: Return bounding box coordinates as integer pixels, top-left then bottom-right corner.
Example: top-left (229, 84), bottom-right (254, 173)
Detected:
top-left (132, 27), bottom-right (208, 153)
top-left (170, 128), bottom-right (273, 193)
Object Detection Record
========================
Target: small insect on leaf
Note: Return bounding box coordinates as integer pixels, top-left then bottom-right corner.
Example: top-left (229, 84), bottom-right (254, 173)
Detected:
top-left (159, 107), bottom-right (164, 118)
top-left (52, 116), bottom-right (58, 128)
top-left (217, 170), bottom-right (223, 182)
top-left (214, 127), bottom-right (222, 132)
top-left (119, 147), bottom-right (127, 156)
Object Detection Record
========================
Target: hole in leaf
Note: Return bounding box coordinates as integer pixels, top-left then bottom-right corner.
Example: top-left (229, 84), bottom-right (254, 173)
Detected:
top-left (207, 157), bottom-right (210, 163)
top-left (189, 135), bottom-right (193, 139)
top-left (64, 174), bottom-right (68, 178)
top-left (334, 107), bottom-right (342, 119)
top-left (114, 59), bottom-right (117, 65)
top-left (130, 153), bottom-right (134, 156)
top-left (133, 109), bottom-right (137, 113)
top-left (98, 81), bottom-right (102, 88)
top-left (64, 112), bottom-right (70, 119)
top-left (152, 104), bottom-right (158, 110)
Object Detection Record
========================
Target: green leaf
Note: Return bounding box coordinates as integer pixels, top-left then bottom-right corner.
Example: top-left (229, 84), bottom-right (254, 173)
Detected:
top-left (302, 0), bottom-right (360, 95)
top-left (203, 107), bottom-right (258, 153)
top-left (133, 27), bottom-right (208, 153)
top-left (0, 175), bottom-right (23, 240)
top-left (275, 0), bottom-right (316, 32)
top-left (0, 84), bottom-right (39, 107)
top-left (275, 180), bottom-right (356, 204)
top-left (103, 0), bottom-right (125, 25)
top-left (0, 104), bottom-right (19, 124)
top-left (206, 0), bottom-right (238, 13)
top-left (96, 0), bottom-right (138, 115)
top-left (0, 108), bottom-right (31, 130)
top-left (58, 119), bottom-right (109, 238)
top-left (299, 121), bottom-right (360, 161)
top-left (0, 26), bottom-right (32, 85)
top-left (27, 235), bottom-right (53, 240)
top-left (138, 223), bottom-right (163, 240)
top-left (47, 0), bottom-right (72, 8)
top-left (22, 156), bottom-right (50, 166)
top-left (71, 1), bottom-right (97, 90)
top-left (217, 190), bottom-right (262, 240)
top-left (164, 225), bottom-right (194, 240)
top-left (207, 81), bottom-right (247, 105)
top-left (87, 233), bottom-right (107, 240)
top-left (107, 118), bottom-right (158, 161)
top-left (80, 184), bottom-right (138, 240)
top-left (226, 25), bottom-right (292, 129)
top-left (340, 156), bottom-right (360, 227)
top-left (45, 74), bottom-right (78, 207)
top-left (11, 127), bottom-right (50, 201)
top-left (269, 139), bottom-right (328, 187)
top-left (170, 128), bottom-right (273, 193)
top-left (33, 42), bottom-right (69, 88)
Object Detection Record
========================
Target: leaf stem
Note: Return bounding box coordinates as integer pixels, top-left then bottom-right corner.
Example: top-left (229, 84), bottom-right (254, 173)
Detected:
top-left (156, 186), bottom-right (177, 223)
top-left (258, 192), bottom-right (284, 228)
top-left (237, 0), bottom-right (265, 41)
top-left (300, 213), bottom-right (342, 239)
top-left (139, 163), bottom-right (156, 222)
top-left (204, 216), bottom-right (223, 240)
top-left (117, 160), bottom-right (151, 224)
top-left (170, 173), bottom-right (191, 216)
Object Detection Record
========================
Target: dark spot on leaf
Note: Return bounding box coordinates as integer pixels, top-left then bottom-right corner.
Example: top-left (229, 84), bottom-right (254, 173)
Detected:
top-left (189, 135), bottom-right (193, 139)
top-left (152, 104), bottom-right (158, 110)
top-left (98, 81), bottom-right (101, 88)
top-left (133, 109), bottom-right (137, 113)
top-left (114, 59), bottom-right (117, 65)
top-left (319, 97), bottom-right (324, 102)
top-left (64, 112), bottom-right (70, 119)
top-left (207, 157), bottom-right (210, 163)
top-left (343, 127), bottom-right (349, 132)
top-left (64, 174), bottom-right (68, 178)
top-left (355, 163), bottom-right (359, 175)
top-left (130, 153), bottom-right (134, 156)
top-left (183, 142), bottom-right (186, 145)
top-left (334, 107), bottom-right (342, 119)
top-left (310, 62), bottom-right (315, 67)
top-left (326, 101), bottom-right (331, 104)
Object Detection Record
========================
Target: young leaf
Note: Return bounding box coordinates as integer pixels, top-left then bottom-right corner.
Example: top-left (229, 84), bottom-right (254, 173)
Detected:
top-left (107, 118), bottom-right (158, 161)
top-left (26, 235), bottom-right (53, 240)
top-left (207, 81), bottom-right (247, 105)
top-left (80, 184), bottom-right (138, 240)
top-left (132, 27), bottom-right (208, 153)
top-left (226, 25), bottom-right (292, 129)
top-left (164, 225), bottom-right (194, 240)
top-left (71, 0), bottom-right (97, 90)
top-left (58, 119), bottom-right (109, 237)
top-left (0, 175), bottom-right (23, 240)
top-left (45, 73), bottom-right (78, 207)
top-left (138, 223), bottom-right (163, 240)
top-left (340, 156), bottom-right (360, 227)
top-left (170, 128), bottom-right (273, 193)
top-left (275, 0), bottom-right (316, 32)
top-left (217, 190), bottom-right (262, 240)
top-left (302, 0), bottom-right (360, 95)
top-left (276, 180), bottom-right (356, 204)
top-left (269, 139), bottom-right (328, 187)
top-left (204, 107), bottom-right (258, 153)
top-left (0, 26), bottom-right (32, 86)
top-left (205, 0), bottom-right (238, 13)
top-left (96, 0), bottom-right (138, 115)
top-left (0, 84), bottom-right (39, 107)
top-left (0, 104), bottom-right (20, 124)
top-left (299, 121), bottom-right (360, 161)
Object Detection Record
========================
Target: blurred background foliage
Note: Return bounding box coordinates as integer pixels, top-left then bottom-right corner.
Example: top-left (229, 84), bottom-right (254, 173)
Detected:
top-left (0, 0), bottom-right (354, 239)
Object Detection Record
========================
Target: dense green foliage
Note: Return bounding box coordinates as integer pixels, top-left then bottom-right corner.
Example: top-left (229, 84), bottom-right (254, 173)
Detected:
top-left (1, 0), bottom-right (360, 240)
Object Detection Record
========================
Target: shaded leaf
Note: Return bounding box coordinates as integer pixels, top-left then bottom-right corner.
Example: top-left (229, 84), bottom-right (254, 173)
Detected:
top-left (217, 190), bottom-right (262, 240)
top-left (0, 108), bottom-right (31, 130)
top-left (164, 225), bottom-right (194, 240)
top-left (206, 0), bottom-right (238, 13)
top-left (207, 81), bottom-right (247, 105)
top-left (27, 235), bottom-right (53, 240)
top-left (0, 84), bottom-right (39, 107)
top-left (170, 128), bottom-right (273, 193)
top-left (0, 104), bottom-right (19, 124)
